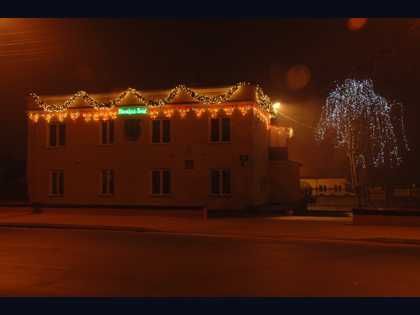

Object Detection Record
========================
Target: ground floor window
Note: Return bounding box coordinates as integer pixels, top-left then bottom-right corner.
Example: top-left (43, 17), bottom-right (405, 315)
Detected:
top-left (151, 169), bottom-right (171, 195)
top-left (49, 170), bottom-right (64, 196)
top-left (210, 169), bottom-right (231, 195)
top-left (100, 169), bottom-right (114, 195)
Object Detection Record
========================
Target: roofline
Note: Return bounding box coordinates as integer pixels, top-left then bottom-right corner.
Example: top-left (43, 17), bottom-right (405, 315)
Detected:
top-left (33, 83), bottom-right (260, 100)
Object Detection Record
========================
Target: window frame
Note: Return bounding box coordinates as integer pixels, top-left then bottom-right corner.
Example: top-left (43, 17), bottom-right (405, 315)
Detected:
top-left (47, 122), bottom-right (66, 148)
top-left (49, 170), bottom-right (64, 197)
top-left (209, 117), bottom-right (231, 143)
top-left (151, 119), bottom-right (171, 144)
top-left (209, 168), bottom-right (232, 196)
top-left (99, 120), bottom-right (115, 145)
top-left (151, 169), bottom-right (172, 196)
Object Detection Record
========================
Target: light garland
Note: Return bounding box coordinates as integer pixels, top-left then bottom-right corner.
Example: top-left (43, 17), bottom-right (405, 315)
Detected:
top-left (27, 104), bottom-right (274, 127)
top-left (316, 78), bottom-right (409, 173)
top-left (29, 82), bottom-right (273, 114)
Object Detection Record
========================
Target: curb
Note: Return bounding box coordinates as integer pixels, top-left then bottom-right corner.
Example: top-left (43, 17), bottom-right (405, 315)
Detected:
top-left (0, 223), bottom-right (159, 233)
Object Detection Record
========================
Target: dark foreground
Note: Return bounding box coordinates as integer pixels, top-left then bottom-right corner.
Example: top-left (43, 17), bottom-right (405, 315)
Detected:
top-left (1, 227), bottom-right (420, 296)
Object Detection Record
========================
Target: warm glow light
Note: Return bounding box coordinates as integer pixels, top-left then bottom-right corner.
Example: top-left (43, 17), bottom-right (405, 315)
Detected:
top-left (27, 104), bottom-right (272, 126)
top-left (347, 18), bottom-right (368, 31)
top-left (272, 102), bottom-right (281, 114)
top-left (286, 65), bottom-right (311, 91)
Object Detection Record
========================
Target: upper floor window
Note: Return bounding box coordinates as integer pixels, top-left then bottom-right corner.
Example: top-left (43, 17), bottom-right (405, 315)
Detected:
top-left (100, 120), bottom-right (114, 145)
top-left (152, 119), bottom-right (170, 143)
top-left (48, 123), bottom-right (66, 147)
top-left (100, 169), bottom-right (114, 195)
top-left (210, 118), bottom-right (230, 142)
top-left (49, 170), bottom-right (64, 196)
top-left (151, 169), bottom-right (171, 195)
top-left (210, 169), bottom-right (231, 195)
top-left (124, 119), bottom-right (141, 141)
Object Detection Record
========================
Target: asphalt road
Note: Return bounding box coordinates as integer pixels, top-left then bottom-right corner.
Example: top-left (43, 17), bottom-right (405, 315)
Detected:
top-left (1, 227), bottom-right (420, 297)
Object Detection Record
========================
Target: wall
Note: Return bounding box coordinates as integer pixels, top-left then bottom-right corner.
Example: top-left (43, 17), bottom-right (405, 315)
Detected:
top-left (250, 113), bottom-right (270, 207)
top-left (269, 160), bottom-right (301, 205)
top-left (27, 102), bottom-right (271, 210)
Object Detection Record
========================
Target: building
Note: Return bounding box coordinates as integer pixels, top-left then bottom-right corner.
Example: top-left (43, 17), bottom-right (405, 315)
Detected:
top-left (300, 177), bottom-right (352, 197)
top-left (26, 83), bottom-right (301, 210)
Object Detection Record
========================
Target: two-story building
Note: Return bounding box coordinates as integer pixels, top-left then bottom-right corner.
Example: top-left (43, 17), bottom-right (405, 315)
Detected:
top-left (26, 82), bottom-right (301, 211)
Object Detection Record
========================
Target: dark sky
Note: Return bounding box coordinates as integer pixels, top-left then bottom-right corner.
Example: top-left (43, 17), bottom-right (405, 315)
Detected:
top-left (2, 18), bottom-right (419, 180)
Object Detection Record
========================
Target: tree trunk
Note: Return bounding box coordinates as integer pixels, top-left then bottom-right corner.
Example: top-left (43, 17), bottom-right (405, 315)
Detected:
top-left (348, 152), bottom-right (363, 208)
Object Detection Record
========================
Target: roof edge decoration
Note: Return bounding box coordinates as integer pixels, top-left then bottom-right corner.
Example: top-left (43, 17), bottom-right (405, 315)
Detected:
top-left (29, 82), bottom-right (272, 113)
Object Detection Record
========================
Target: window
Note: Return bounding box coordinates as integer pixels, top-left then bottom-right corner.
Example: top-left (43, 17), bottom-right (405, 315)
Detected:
top-left (100, 169), bottom-right (114, 195)
top-left (124, 119), bottom-right (141, 141)
top-left (210, 118), bottom-right (230, 142)
top-left (49, 170), bottom-right (64, 196)
top-left (210, 169), bottom-right (231, 195)
top-left (48, 123), bottom-right (66, 147)
top-left (152, 119), bottom-right (170, 143)
top-left (151, 169), bottom-right (171, 195)
top-left (185, 160), bottom-right (194, 170)
top-left (100, 120), bottom-right (114, 144)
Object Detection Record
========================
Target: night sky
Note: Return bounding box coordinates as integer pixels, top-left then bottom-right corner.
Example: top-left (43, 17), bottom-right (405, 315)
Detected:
top-left (2, 18), bottom-right (419, 181)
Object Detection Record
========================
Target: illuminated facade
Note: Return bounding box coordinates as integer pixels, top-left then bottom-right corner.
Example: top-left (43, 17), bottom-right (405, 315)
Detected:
top-left (26, 83), bottom-right (301, 210)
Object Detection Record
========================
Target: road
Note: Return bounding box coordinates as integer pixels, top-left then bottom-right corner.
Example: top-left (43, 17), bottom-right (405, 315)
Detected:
top-left (1, 227), bottom-right (420, 297)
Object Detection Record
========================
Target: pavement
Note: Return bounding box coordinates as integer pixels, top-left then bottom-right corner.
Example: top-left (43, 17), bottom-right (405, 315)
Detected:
top-left (2, 227), bottom-right (420, 296)
top-left (2, 207), bottom-right (420, 246)
top-left (3, 207), bottom-right (420, 296)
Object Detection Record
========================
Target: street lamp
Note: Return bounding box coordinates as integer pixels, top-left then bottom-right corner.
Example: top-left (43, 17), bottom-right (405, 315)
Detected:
top-left (272, 101), bottom-right (281, 114)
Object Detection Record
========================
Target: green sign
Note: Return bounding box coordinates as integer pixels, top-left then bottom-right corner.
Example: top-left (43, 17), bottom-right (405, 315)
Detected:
top-left (118, 106), bottom-right (148, 115)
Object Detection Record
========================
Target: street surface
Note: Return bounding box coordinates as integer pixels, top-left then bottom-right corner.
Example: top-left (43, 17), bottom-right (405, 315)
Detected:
top-left (1, 227), bottom-right (420, 296)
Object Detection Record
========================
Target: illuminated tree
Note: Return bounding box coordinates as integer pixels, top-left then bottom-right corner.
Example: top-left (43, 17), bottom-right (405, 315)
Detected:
top-left (316, 79), bottom-right (409, 205)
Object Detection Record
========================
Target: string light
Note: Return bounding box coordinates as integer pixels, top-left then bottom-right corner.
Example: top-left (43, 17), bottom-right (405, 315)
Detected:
top-left (70, 112), bottom-right (80, 120)
top-left (223, 107), bottom-right (234, 116)
top-left (316, 78), bottom-right (409, 172)
top-left (209, 108), bottom-right (220, 118)
top-left (193, 108), bottom-right (206, 118)
top-left (178, 108), bottom-right (188, 119)
top-left (149, 108), bottom-right (159, 119)
top-left (163, 108), bottom-right (174, 118)
top-left (27, 83), bottom-right (276, 128)
top-left (29, 82), bottom-right (272, 113)
top-left (238, 106), bottom-right (250, 116)
top-left (27, 104), bottom-right (273, 126)
top-left (82, 113), bottom-right (92, 122)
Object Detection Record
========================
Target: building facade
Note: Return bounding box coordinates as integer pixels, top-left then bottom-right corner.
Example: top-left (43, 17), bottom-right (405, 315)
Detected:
top-left (27, 83), bottom-right (300, 210)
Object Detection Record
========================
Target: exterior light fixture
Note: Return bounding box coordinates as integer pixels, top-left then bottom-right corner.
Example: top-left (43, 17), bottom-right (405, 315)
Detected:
top-left (272, 102), bottom-right (281, 114)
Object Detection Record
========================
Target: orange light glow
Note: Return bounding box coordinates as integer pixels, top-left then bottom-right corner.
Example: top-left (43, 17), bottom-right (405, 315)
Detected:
top-left (347, 18), bottom-right (368, 31)
top-left (286, 65), bottom-right (311, 91)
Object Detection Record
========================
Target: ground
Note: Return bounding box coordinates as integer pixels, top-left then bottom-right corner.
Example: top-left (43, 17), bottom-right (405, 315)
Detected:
top-left (1, 227), bottom-right (420, 297)
top-left (1, 207), bottom-right (420, 296)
